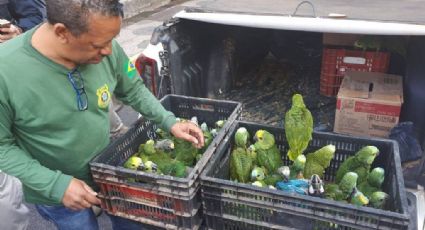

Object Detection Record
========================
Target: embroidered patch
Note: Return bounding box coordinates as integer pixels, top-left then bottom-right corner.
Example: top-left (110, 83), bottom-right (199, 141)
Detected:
top-left (126, 59), bottom-right (137, 79)
top-left (96, 84), bottom-right (111, 109)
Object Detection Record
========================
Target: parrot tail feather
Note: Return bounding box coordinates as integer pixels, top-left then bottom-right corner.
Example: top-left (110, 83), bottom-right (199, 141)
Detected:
top-left (287, 149), bottom-right (299, 162)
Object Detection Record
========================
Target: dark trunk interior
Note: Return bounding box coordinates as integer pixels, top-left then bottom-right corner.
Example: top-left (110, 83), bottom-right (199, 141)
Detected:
top-left (155, 19), bottom-right (425, 150)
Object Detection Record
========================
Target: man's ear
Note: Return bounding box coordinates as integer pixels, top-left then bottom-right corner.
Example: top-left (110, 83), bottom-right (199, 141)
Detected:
top-left (53, 23), bottom-right (71, 44)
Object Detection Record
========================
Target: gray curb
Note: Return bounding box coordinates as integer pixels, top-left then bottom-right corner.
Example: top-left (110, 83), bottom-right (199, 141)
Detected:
top-left (122, 0), bottom-right (172, 19)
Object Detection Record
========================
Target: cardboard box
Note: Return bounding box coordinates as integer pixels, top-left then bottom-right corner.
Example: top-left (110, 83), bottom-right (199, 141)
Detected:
top-left (334, 71), bottom-right (403, 138)
top-left (323, 33), bottom-right (362, 47)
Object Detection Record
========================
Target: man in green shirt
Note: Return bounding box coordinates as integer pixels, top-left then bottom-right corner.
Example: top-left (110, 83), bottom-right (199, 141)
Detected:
top-left (0, 0), bottom-right (204, 229)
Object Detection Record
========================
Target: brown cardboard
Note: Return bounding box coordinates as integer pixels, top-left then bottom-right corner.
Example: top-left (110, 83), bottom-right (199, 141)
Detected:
top-left (323, 33), bottom-right (362, 47)
top-left (334, 71), bottom-right (403, 138)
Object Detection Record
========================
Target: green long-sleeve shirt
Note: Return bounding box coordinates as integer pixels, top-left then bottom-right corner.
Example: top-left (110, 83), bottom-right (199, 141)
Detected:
top-left (0, 28), bottom-right (177, 205)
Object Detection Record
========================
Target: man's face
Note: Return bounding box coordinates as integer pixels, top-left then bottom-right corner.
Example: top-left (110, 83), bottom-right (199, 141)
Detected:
top-left (65, 13), bottom-right (121, 65)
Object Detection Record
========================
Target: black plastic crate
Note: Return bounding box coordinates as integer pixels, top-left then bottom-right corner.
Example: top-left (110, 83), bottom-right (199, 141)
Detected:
top-left (100, 196), bottom-right (203, 229)
top-left (90, 94), bottom-right (241, 229)
top-left (201, 121), bottom-right (409, 230)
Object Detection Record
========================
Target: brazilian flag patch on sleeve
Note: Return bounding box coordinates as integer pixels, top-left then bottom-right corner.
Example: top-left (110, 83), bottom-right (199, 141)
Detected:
top-left (125, 59), bottom-right (137, 79)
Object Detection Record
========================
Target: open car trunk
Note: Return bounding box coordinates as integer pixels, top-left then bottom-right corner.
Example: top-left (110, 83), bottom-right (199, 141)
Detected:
top-left (148, 8), bottom-right (425, 150)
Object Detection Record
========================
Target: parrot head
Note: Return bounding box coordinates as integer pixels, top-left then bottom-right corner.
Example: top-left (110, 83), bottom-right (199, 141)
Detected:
top-left (155, 139), bottom-right (175, 152)
top-left (370, 191), bottom-right (390, 209)
top-left (356, 146), bottom-right (379, 165)
top-left (155, 128), bottom-right (167, 139)
top-left (144, 160), bottom-right (158, 173)
top-left (200, 122), bottom-right (209, 132)
top-left (251, 166), bottom-right (266, 181)
top-left (340, 172), bottom-right (358, 193)
top-left (354, 40), bottom-right (365, 49)
top-left (124, 156), bottom-right (145, 171)
top-left (292, 94), bottom-right (306, 108)
top-left (367, 167), bottom-right (385, 187)
top-left (211, 129), bottom-right (218, 137)
top-left (143, 139), bottom-right (156, 155)
top-left (294, 154), bottom-right (306, 169)
top-left (253, 129), bottom-right (275, 149)
top-left (190, 116), bottom-right (199, 126)
top-left (235, 127), bottom-right (249, 147)
top-left (277, 166), bottom-right (290, 182)
top-left (351, 188), bottom-right (369, 206)
top-left (215, 120), bottom-right (225, 129)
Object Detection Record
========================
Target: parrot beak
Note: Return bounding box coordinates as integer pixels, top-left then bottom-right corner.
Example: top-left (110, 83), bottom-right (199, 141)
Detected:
top-left (150, 162), bottom-right (158, 172)
top-left (137, 165), bottom-right (145, 171)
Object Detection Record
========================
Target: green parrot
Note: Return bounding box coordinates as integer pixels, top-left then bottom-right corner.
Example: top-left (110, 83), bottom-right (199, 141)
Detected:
top-left (285, 94), bottom-right (313, 161)
top-left (139, 153), bottom-right (150, 165)
top-left (139, 139), bottom-right (156, 156)
top-left (235, 127), bottom-right (250, 148)
top-left (290, 154), bottom-right (306, 179)
top-left (251, 166), bottom-right (266, 181)
top-left (350, 188), bottom-right (369, 207)
top-left (230, 147), bottom-right (253, 183)
top-left (325, 172), bottom-right (358, 202)
top-left (263, 174), bottom-right (283, 186)
top-left (354, 35), bottom-right (408, 59)
top-left (215, 120), bottom-right (226, 130)
top-left (335, 146), bottom-right (379, 184)
top-left (324, 183), bottom-right (345, 201)
top-left (148, 151), bottom-right (187, 178)
top-left (123, 155), bottom-right (144, 171)
top-left (230, 127), bottom-right (255, 183)
top-left (139, 139), bottom-right (174, 157)
top-left (254, 129), bottom-right (283, 173)
top-left (155, 128), bottom-right (171, 139)
top-left (155, 139), bottom-right (175, 152)
top-left (174, 138), bottom-right (199, 166)
top-left (338, 172), bottom-right (359, 200)
top-left (358, 167), bottom-right (385, 198)
top-left (369, 191), bottom-right (390, 209)
top-left (143, 161), bottom-right (158, 173)
top-left (354, 35), bottom-right (383, 51)
top-left (304, 144), bottom-right (336, 179)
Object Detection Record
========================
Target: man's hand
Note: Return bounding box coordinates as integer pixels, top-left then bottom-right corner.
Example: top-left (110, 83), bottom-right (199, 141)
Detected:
top-left (0, 25), bottom-right (22, 43)
top-left (62, 178), bottom-right (101, 211)
top-left (170, 121), bottom-right (205, 149)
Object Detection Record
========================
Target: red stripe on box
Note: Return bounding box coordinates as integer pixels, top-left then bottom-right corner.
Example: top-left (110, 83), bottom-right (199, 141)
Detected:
top-left (354, 101), bottom-right (401, 116)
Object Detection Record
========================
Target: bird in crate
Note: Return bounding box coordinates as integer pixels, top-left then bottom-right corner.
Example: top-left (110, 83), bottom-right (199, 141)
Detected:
top-left (335, 146), bottom-right (379, 185)
top-left (230, 127), bottom-right (254, 183)
top-left (285, 94), bottom-right (313, 161)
